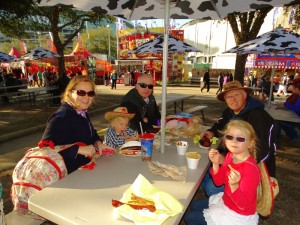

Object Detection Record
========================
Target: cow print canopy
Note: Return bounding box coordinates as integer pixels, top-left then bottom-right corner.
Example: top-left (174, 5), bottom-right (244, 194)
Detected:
top-left (0, 51), bottom-right (15, 63)
top-left (38, 0), bottom-right (297, 20)
top-left (128, 34), bottom-right (200, 54)
top-left (224, 29), bottom-right (300, 55)
top-left (21, 47), bottom-right (61, 60)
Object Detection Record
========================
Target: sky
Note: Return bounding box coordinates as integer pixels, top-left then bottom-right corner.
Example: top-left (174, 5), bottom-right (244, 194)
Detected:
top-left (131, 19), bottom-right (192, 29)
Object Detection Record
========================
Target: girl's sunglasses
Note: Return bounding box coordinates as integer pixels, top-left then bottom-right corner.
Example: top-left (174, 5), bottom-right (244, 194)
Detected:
top-left (224, 135), bottom-right (246, 143)
top-left (138, 83), bottom-right (154, 89)
top-left (73, 90), bottom-right (96, 97)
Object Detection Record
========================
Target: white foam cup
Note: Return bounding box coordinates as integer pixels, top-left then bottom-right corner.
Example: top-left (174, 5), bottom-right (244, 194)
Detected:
top-left (186, 152), bottom-right (201, 169)
top-left (176, 141), bottom-right (188, 155)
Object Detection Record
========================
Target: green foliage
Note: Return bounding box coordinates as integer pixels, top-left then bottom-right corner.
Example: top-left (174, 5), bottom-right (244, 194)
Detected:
top-left (283, 4), bottom-right (300, 31)
top-left (80, 27), bottom-right (117, 60)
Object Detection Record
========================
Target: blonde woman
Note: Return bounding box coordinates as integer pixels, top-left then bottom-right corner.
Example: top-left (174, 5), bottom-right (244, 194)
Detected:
top-left (41, 76), bottom-right (115, 174)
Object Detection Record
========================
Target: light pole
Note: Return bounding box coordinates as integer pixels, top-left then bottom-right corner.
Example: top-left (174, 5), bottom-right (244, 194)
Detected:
top-left (107, 25), bottom-right (111, 63)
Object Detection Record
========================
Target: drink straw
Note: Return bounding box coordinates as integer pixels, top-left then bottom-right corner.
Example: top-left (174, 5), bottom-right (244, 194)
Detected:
top-left (139, 122), bottom-right (144, 135)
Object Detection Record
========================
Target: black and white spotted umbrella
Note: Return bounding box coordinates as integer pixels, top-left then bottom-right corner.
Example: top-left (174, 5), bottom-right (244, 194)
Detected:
top-left (21, 47), bottom-right (60, 60)
top-left (128, 34), bottom-right (200, 54)
top-left (0, 51), bottom-right (15, 63)
top-left (224, 29), bottom-right (300, 107)
top-left (38, 0), bottom-right (295, 153)
top-left (38, 0), bottom-right (295, 21)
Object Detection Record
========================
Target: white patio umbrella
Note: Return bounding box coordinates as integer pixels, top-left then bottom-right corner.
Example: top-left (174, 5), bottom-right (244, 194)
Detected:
top-left (0, 51), bottom-right (15, 63)
top-left (128, 34), bottom-right (200, 54)
top-left (38, 0), bottom-right (295, 153)
top-left (224, 29), bottom-right (300, 107)
top-left (21, 47), bottom-right (60, 60)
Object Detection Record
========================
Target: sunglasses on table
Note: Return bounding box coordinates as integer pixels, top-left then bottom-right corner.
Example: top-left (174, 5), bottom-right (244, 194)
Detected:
top-left (138, 83), bottom-right (154, 89)
top-left (73, 90), bottom-right (96, 97)
top-left (224, 135), bottom-right (246, 143)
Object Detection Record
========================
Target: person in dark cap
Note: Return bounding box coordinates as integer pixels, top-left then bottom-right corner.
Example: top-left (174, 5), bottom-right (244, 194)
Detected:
top-left (200, 80), bottom-right (277, 197)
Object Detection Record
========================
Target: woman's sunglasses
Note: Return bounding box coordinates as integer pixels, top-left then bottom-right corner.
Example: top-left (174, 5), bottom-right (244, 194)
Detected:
top-left (73, 90), bottom-right (96, 97)
top-left (138, 83), bottom-right (154, 89)
top-left (224, 135), bottom-right (246, 143)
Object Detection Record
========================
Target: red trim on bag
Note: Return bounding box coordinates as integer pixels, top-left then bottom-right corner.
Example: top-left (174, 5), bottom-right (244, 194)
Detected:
top-left (80, 161), bottom-right (96, 170)
top-left (12, 182), bottom-right (42, 191)
top-left (26, 155), bottom-right (64, 179)
top-left (38, 140), bottom-right (55, 149)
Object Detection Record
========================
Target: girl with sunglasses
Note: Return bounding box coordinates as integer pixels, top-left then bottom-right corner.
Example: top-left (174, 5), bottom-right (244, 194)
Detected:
top-left (185, 120), bottom-right (261, 225)
top-left (41, 76), bottom-right (116, 174)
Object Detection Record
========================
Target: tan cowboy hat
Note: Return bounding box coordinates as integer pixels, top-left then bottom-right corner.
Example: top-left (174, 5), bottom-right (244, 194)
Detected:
top-left (217, 80), bottom-right (253, 102)
top-left (104, 107), bottom-right (135, 122)
top-left (256, 162), bottom-right (279, 217)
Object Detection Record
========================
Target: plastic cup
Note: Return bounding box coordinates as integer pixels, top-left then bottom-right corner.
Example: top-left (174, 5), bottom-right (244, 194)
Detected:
top-left (176, 141), bottom-right (189, 155)
top-left (139, 133), bottom-right (154, 161)
top-left (186, 152), bottom-right (201, 169)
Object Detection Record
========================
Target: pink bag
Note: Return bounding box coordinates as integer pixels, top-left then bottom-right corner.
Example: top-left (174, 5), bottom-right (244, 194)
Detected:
top-left (10, 142), bottom-right (81, 219)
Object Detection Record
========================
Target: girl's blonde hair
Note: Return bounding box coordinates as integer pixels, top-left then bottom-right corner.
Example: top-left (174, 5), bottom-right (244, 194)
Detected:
top-left (221, 120), bottom-right (258, 161)
top-left (62, 75), bottom-right (96, 109)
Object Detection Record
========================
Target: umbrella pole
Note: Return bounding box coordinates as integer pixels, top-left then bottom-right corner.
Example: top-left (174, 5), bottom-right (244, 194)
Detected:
top-left (159, 0), bottom-right (170, 154)
top-left (268, 53), bottom-right (277, 107)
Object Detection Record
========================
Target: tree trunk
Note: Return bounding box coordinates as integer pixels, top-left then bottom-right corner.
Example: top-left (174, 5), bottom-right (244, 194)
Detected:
top-left (227, 9), bottom-right (271, 83)
top-left (234, 54), bottom-right (248, 85)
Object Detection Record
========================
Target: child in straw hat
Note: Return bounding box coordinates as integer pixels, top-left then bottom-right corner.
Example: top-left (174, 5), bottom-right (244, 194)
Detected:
top-left (185, 120), bottom-right (262, 225)
top-left (104, 107), bottom-right (139, 148)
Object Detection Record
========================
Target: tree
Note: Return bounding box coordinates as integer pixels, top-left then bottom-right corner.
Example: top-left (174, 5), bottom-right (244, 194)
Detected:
top-left (0, 1), bottom-right (115, 75)
top-left (283, 4), bottom-right (300, 31)
top-left (80, 27), bottom-right (117, 62)
top-left (226, 8), bottom-right (272, 84)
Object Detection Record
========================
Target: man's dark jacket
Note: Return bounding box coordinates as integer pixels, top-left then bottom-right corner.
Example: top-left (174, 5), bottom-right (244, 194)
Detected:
top-left (121, 88), bottom-right (161, 133)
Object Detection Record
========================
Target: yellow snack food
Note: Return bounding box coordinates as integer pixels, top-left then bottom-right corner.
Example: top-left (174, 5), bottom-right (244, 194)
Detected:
top-left (186, 152), bottom-right (200, 159)
top-left (228, 164), bottom-right (234, 171)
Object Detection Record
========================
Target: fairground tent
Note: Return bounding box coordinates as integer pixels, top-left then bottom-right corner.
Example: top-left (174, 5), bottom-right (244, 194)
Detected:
top-left (9, 47), bottom-right (21, 58)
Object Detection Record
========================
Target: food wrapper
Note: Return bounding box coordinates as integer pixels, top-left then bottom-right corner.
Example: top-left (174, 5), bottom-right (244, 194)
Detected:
top-left (114, 174), bottom-right (183, 225)
top-left (148, 161), bottom-right (187, 182)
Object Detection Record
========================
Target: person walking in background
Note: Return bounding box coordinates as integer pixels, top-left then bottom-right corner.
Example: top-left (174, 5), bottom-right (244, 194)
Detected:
top-left (229, 72), bottom-right (233, 82)
top-left (185, 120), bottom-right (261, 225)
top-left (111, 70), bottom-right (117, 89)
top-left (216, 72), bottom-right (224, 95)
top-left (41, 76), bottom-right (115, 174)
top-left (28, 72), bottom-right (34, 87)
top-left (247, 72), bottom-right (253, 87)
top-left (121, 74), bottom-right (161, 134)
top-left (104, 73), bottom-right (109, 86)
top-left (130, 70), bottom-right (135, 86)
top-left (201, 69), bottom-right (210, 93)
top-left (276, 72), bottom-right (289, 97)
top-left (37, 69), bottom-right (43, 87)
top-left (32, 72), bottom-right (38, 87)
top-left (223, 73), bottom-right (230, 86)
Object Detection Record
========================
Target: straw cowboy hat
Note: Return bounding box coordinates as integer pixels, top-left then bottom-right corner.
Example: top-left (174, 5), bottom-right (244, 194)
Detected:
top-left (257, 162), bottom-right (279, 217)
top-left (217, 80), bottom-right (253, 102)
top-left (104, 107), bottom-right (135, 122)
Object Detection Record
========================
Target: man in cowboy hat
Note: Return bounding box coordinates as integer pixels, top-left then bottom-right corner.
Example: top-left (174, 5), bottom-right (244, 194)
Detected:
top-left (200, 80), bottom-right (277, 197)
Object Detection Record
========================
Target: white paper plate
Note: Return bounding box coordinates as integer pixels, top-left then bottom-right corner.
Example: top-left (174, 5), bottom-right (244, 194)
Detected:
top-left (120, 141), bottom-right (141, 149)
